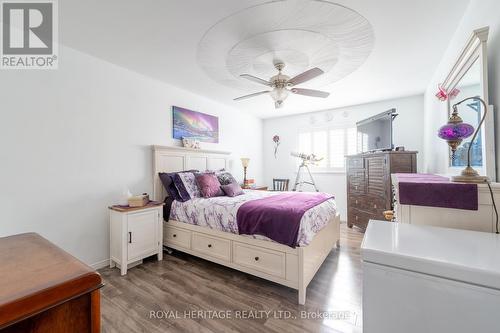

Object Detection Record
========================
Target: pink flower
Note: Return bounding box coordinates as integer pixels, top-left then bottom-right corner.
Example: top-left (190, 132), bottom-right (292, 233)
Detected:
top-left (436, 85), bottom-right (448, 101)
top-left (273, 135), bottom-right (280, 159)
top-left (435, 84), bottom-right (461, 102)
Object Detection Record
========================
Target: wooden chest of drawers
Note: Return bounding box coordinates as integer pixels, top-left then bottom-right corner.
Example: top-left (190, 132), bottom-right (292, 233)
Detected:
top-left (346, 151), bottom-right (417, 230)
top-left (0, 233), bottom-right (103, 332)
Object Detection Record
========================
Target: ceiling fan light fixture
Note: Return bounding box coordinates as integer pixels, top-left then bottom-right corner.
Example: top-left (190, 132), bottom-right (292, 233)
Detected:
top-left (234, 62), bottom-right (330, 108)
top-left (269, 87), bottom-right (289, 102)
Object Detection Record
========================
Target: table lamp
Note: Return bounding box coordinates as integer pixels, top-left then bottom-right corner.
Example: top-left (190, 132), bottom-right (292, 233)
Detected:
top-left (241, 158), bottom-right (250, 186)
top-left (438, 96), bottom-right (488, 183)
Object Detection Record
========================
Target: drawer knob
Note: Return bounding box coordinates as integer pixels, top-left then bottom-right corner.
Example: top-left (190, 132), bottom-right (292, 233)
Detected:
top-left (355, 200), bottom-right (358, 204)
top-left (374, 204), bottom-right (377, 209)
top-left (208, 244), bottom-right (212, 248)
top-left (254, 256), bottom-right (259, 261)
top-left (355, 216), bottom-right (358, 221)
top-left (173, 234), bottom-right (177, 238)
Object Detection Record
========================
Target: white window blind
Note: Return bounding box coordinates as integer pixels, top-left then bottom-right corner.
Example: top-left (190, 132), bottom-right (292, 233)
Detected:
top-left (329, 129), bottom-right (345, 168)
top-left (298, 127), bottom-right (357, 171)
top-left (313, 131), bottom-right (328, 167)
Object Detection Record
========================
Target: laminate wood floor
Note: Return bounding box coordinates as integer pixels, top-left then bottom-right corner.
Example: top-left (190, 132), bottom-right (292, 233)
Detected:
top-left (99, 223), bottom-right (364, 333)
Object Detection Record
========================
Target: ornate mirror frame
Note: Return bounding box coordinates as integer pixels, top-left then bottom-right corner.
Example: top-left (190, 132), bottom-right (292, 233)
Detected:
top-left (440, 26), bottom-right (496, 181)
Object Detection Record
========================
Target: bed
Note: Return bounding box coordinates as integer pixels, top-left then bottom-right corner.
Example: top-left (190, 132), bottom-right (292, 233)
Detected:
top-left (152, 145), bottom-right (341, 304)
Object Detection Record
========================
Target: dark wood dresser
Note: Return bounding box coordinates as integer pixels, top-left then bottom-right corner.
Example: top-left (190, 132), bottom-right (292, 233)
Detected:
top-left (346, 151), bottom-right (417, 230)
top-left (0, 233), bottom-right (103, 333)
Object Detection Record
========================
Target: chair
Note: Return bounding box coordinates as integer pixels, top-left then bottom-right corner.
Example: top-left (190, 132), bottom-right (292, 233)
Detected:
top-left (273, 178), bottom-right (290, 191)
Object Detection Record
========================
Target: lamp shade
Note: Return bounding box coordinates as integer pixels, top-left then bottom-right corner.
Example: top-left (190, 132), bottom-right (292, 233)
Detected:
top-left (438, 123), bottom-right (474, 141)
top-left (241, 158), bottom-right (250, 168)
top-left (437, 109), bottom-right (474, 154)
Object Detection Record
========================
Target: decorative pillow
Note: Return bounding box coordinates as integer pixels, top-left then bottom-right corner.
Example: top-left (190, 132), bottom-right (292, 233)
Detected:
top-left (159, 172), bottom-right (181, 200)
top-left (221, 182), bottom-right (244, 197)
top-left (176, 172), bottom-right (202, 199)
top-left (216, 170), bottom-right (237, 186)
top-left (195, 173), bottom-right (224, 198)
top-left (159, 170), bottom-right (198, 201)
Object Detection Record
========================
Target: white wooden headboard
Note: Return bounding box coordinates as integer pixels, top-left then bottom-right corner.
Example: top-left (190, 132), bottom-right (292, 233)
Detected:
top-left (152, 145), bottom-right (231, 201)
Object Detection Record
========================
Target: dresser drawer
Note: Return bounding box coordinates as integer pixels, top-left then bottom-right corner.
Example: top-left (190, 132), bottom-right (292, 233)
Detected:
top-left (192, 232), bottom-right (231, 262)
top-left (349, 194), bottom-right (372, 211)
top-left (164, 225), bottom-right (191, 250)
top-left (347, 157), bottom-right (364, 169)
top-left (348, 170), bottom-right (366, 194)
top-left (348, 208), bottom-right (371, 230)
top-left (232, 242), bottom-right (286, 278)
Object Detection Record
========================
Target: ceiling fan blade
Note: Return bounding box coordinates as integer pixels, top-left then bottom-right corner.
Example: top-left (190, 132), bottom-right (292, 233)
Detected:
top-left (291, 88), bottom-right (330, 98)
top-left (233, 91), bottom-right (270, 101)
top-left (288, 68), bottom-right (324, 86)
top-left (240, 74), bottom-right (271, 86)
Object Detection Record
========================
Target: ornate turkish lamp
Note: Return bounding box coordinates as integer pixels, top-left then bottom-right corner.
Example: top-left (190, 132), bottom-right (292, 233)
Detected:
top-left (438, 96), bottom-right (488, 183)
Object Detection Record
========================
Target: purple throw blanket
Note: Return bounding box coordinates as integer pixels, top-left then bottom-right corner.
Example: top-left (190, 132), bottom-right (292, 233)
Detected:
top-left (236, 192), bottom-right (334, 247)
top-left (396, 173), bottom-right (478, 210)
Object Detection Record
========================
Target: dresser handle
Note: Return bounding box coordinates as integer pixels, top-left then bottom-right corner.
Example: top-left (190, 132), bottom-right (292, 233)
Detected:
top-left (355, 200), bottom-right (358, 204)
top-left (128, 232), bottom-right (132, 243)
top-left (254, 256), bottom-right (259, 261)
top-left (374, 204), bottom-right (377, 209)
top-left (355, 216), bottom-right (359, 221)
top-left (208, 244), bottom-right (212, 248)
top-left (172, 234), bottom-right (177, 238)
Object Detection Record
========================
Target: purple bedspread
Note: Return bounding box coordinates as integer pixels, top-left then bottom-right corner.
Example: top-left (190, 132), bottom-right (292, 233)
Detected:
top-left (236, 192), bottom-right (334, 247)
top-left (396, 173), bottom-right (478, 210)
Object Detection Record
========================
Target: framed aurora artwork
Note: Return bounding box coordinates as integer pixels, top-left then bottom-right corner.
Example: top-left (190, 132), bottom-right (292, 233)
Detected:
top-left (172, 106), bottom-right (219, 143)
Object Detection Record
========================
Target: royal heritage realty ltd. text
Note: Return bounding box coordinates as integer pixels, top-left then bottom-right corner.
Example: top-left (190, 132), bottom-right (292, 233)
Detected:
top-left (149, 310), bottom-right (352, 320)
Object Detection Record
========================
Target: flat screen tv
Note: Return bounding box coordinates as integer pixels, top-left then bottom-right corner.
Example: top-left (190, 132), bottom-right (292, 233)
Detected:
top-left (356, 109), bottom-right (397, 152)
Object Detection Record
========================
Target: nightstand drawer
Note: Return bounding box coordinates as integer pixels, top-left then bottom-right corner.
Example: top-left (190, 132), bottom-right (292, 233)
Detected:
top-left (164, 225), bottom-right (191, 250)
top-left (192, 232), bottom-right (231, 262)
top-left (233, 242), bottom-right (286, 278)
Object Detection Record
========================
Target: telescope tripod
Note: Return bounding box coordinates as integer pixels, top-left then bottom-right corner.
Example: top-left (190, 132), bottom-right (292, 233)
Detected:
top-left (292, 162), bottom-right (319, 192)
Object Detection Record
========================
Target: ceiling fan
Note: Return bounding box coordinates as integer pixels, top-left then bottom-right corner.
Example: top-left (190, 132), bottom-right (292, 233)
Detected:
top-left (234, 62), bottom-right (330, 109)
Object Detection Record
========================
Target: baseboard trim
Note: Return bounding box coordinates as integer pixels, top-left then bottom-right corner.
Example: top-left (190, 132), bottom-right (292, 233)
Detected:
top-left (90, 258), bottom-right (109, 270)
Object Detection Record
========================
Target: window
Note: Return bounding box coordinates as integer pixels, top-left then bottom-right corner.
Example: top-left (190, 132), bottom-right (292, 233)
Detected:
top-left (298, 127), bottom-right (357, 171)
top-left (329, 129), bottom-right (344, 168)
top-left (450, 99), bottom-right (483, 167)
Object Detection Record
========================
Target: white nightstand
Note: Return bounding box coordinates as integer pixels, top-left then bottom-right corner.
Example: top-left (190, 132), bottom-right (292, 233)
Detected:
top-left (109, 203), bottom-right (164, 275)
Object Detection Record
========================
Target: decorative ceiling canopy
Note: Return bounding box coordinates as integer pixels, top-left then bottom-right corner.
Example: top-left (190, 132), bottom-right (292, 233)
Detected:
top-left (197, 0), bottom-right (375, 91)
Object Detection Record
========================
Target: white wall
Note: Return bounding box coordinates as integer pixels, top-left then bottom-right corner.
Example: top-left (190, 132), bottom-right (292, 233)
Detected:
top-left (423, 0), bottom-right (500, 178)
top-left (262, 95), bottom-right (424, 220)
top-left (0, 45), bottom-right (263, 267)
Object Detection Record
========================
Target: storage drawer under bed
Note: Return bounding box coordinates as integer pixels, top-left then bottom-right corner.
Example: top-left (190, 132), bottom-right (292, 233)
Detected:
top-left (164, 225), bottom-right (191, 250)
top-left (232, 242), bottom-right (286, 279)
top-left (191, 232), bottom-right (231, 262)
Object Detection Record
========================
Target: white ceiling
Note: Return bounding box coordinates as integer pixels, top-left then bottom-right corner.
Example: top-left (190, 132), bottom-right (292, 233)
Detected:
top-left (60, 0), bottom-right (470, 118)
